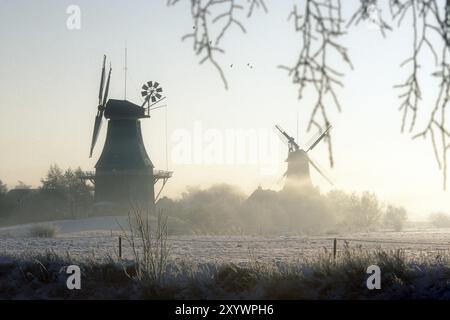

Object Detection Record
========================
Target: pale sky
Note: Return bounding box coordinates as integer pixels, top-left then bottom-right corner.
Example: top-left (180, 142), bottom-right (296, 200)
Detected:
top-left (0, 0), bottom-right (449, 220)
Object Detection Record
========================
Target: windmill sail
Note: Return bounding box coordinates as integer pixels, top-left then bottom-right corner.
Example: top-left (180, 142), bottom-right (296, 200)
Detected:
top-left (305, 125), bottom-right (332, 152)
top-left (308, 156), bottom-right (334, 186)
top-left (275, 125), bottom-right (300, 152)
top-left (102, 65), bottom-right (112, 107)
top-left (89, 57), bottom-right (111, 158)
top-left (98, 55), bottom-right (106, 105)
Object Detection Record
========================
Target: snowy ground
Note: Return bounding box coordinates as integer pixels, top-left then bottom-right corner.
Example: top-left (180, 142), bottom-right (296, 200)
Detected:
top-left (1, 216), bottom-right (450, 263)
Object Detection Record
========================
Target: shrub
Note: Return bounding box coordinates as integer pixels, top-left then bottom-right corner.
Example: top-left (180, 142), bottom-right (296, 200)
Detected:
top-left (429, 212), bottom-right (450, 228)
top-left (327, 191), bottom-right (383, 232)
top-left (121, 207), bottom-right (170, 286)
top-left (28, 223), bottom-right (58, 238)
top-left (384, 205), bottom-right (408, 231)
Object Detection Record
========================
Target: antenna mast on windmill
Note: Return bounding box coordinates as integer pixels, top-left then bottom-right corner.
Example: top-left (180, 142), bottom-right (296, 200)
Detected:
top-left (85, 55), bottom-right (172, 210)
top-left (275, 124), bottom-right (333, 191)
top-left (124, 45), bottom-right (127, 100)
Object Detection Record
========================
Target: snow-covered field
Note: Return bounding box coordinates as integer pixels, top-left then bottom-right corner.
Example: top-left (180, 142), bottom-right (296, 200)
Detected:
top-left (1, 216), bottom-right (450, 263)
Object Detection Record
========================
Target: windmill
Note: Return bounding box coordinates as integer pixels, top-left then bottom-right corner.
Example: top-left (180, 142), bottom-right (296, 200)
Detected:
top-left (275, 124), bottom-right (333, 191)
top-left (85, 55), bottom-right (172, 209)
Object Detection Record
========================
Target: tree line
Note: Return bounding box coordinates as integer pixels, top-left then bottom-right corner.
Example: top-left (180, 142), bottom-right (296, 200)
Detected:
top-left (157, 185), bottom-right (412, 235)
top-left (1, 165), bottom-right (450, 233)
top-left (0, 164), bottom-right (93, 226)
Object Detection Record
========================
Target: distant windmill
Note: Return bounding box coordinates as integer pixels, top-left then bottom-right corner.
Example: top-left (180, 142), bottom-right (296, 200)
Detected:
top-left (85, 55), bottom-right (172, 209)
top-left (275, 124), bottom-right (333, 191)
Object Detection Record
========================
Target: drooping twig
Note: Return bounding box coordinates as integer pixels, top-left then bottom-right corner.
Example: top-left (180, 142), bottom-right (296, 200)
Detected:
top-left (279, 0), bottom-right (351, 168)
top-left (390, 0), bottom-right (450, 190)
top-left (347, 0), bottom-right (393, 37)
top-left (168, 0), bottom-right (267, 89)
top-left (411, 45), bottom-right (450, 190)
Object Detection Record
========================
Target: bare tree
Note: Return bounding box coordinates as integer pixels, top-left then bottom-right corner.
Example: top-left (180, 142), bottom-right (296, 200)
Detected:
top-left (169, 0), bottom-right (450, 189)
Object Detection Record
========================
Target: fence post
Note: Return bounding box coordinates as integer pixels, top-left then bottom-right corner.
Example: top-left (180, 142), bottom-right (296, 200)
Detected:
top-left (333, 238), bottom-right (337, 260)
top-left (119, 236), bottom-right (122, 259)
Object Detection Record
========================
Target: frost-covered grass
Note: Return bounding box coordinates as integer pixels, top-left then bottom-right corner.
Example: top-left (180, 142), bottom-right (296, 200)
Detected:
top-left (1, 246), bottom-right (450, 299)
top-left (2, 217), bottom-right (450, 299)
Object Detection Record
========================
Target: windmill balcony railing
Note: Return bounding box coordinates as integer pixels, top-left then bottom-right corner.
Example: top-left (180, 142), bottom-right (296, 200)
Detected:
top-left (80, 170), bottom-right (172, 179)
top-left (153, 170), bottom-right (173, 179)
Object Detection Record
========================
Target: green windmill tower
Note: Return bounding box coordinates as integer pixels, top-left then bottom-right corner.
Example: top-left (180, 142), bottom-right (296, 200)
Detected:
top-left (86, 55), bottom-right (172, 210)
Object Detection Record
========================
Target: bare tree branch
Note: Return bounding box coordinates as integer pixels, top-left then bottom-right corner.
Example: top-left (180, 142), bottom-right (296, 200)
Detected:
top-left (168, 0), bottom-right (267, 90)
top-left (279, 0), bottom-right (351, 168)
top-left (389, 0), bottom-right (450, 190)
top-left (348, 0), bottom-right (393, 37)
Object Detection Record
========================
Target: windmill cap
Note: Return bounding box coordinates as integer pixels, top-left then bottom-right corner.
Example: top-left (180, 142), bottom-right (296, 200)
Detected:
top-left (286, 149), bottom-right (308, 162)
top-left (104, 99), bottom-right (149, 119)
